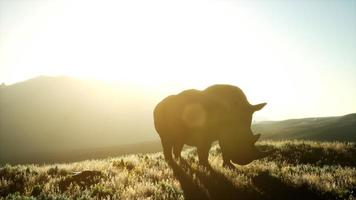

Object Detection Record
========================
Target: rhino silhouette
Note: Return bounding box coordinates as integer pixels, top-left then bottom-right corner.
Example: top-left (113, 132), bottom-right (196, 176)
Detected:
top-left (154, 84), bottom-right (273, 167)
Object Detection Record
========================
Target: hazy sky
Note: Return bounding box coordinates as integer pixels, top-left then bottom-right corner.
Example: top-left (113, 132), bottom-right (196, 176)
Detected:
top-left (0, 0), bottom-right (355, 120)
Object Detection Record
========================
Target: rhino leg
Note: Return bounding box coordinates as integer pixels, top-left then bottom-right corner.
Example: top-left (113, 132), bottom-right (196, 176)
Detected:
top-left (161, 139), bottom-right (174, 163)
top-left (173, 142), bottom-right (184, 159)
top-left (197, 143), bottom-right (211, 166)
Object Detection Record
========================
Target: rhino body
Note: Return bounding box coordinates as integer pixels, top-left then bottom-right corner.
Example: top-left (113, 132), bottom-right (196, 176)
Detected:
top-left (153, 84), bottom-right (270, 167)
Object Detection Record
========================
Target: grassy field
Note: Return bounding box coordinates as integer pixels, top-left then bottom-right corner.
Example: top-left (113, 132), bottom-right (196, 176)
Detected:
top-left (1, 140), bottom-right (355, 200)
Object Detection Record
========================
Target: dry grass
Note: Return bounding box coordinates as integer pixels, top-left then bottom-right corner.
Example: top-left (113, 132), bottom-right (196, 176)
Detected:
top-left (0, 140), bottom-right (355, 200)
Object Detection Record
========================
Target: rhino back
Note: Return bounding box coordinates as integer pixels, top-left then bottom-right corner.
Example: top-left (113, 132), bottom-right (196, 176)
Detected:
top-left (203, 84), bottom-right (251, 109)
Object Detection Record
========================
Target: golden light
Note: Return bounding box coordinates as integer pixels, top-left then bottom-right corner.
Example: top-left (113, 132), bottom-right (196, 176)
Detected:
top-left (1, 0), bottom-right (355, 120)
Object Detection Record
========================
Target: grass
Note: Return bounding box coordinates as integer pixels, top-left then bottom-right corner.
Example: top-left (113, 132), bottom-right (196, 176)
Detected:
top-left (0, 140), bottom-right (355, 200)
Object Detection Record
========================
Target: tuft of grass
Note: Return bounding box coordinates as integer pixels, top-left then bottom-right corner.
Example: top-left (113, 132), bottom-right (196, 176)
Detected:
top-left (0, 140), bottom-right (355, 200)
top-left (258, 140), bottom-right (356, 166)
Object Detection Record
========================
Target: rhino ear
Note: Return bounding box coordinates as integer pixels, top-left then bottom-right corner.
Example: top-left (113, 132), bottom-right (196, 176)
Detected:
top-left (252, 103), bottom-right (267, 111)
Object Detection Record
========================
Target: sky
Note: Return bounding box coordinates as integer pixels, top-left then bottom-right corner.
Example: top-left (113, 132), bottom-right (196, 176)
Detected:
top-left (0, 0), bottom-right (355, 120)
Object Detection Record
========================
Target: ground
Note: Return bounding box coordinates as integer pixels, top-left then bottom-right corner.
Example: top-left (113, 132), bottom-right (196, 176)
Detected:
top-left (0, 140), bottom-right (355, 200)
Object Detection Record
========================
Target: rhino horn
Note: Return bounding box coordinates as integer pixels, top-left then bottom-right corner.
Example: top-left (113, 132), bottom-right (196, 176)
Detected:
top-left (246, 133), bottom-right (261, 144)
top-left (252, 103), bottom-right (267, 112)
top-left (231, 146), bottom-right (274, 165)
top-left (252, 133), bottom-right (261, 144)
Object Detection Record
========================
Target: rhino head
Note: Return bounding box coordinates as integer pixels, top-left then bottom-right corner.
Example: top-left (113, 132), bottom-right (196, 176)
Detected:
top-left (230, 135), bottom-right (275, 165)
top-left (221, 102), bottom-right (274, 165)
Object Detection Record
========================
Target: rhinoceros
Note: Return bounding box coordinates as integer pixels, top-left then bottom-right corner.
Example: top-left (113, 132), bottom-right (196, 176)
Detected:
top-left (153, 84), bottom-right (273, 167)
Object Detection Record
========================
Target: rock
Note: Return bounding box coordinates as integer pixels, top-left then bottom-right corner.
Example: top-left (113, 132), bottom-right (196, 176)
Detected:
top-left (58, 170), bottom-right (103, 191)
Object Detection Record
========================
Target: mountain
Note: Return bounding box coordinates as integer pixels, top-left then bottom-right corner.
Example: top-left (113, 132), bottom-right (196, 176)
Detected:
top-left (0, 76), bottom-right (159, 164)
top-left (252, 113), bottom-right (356, 141)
